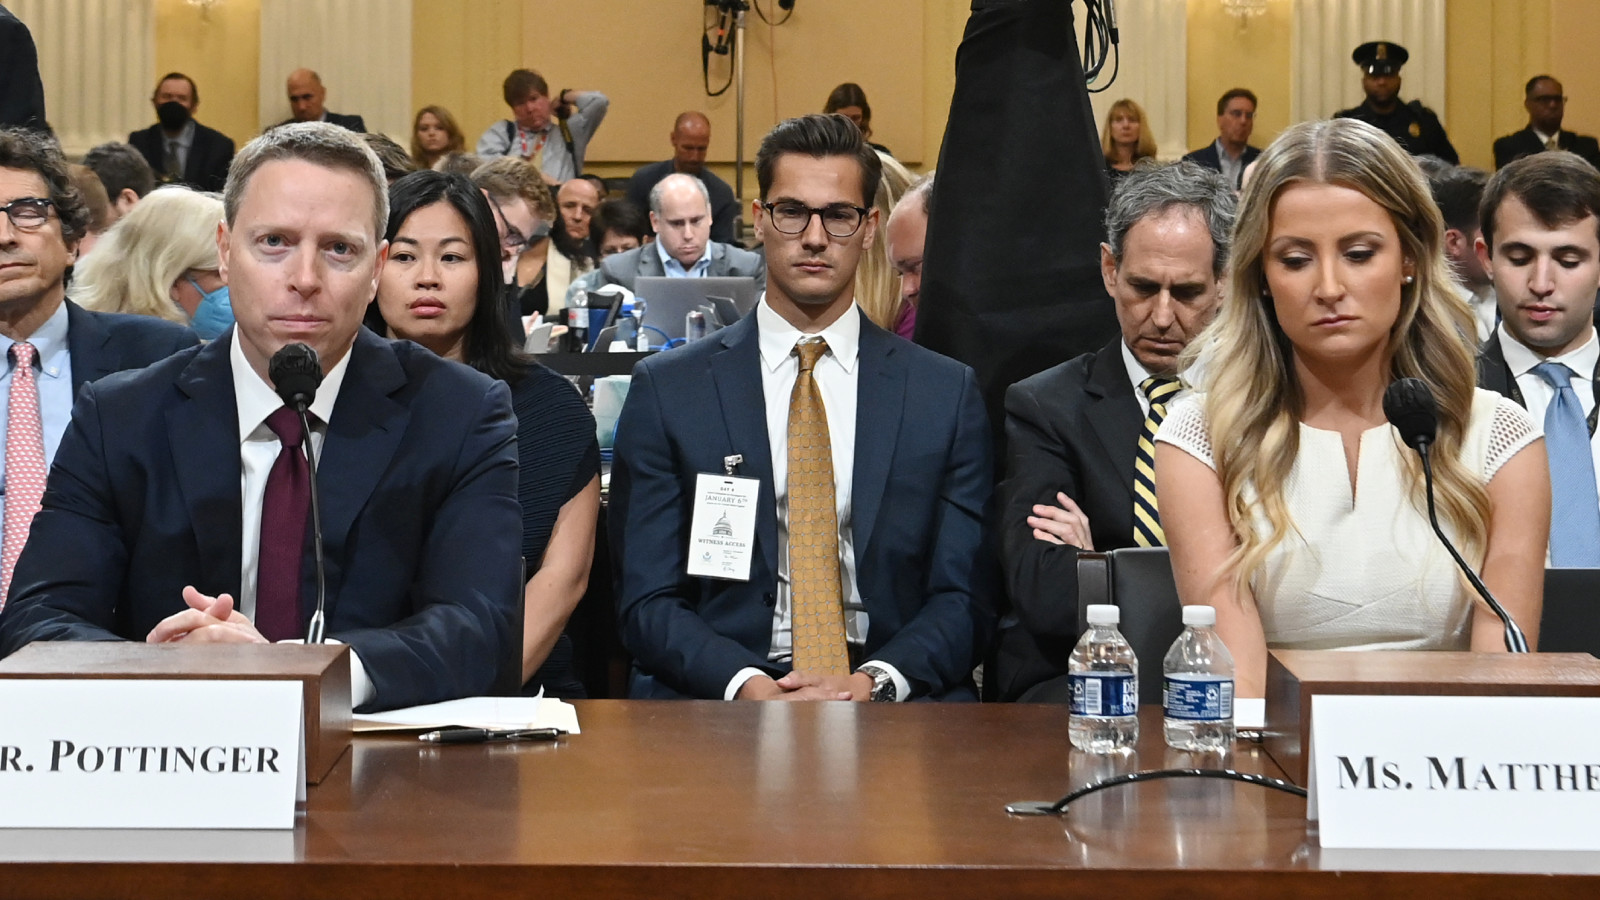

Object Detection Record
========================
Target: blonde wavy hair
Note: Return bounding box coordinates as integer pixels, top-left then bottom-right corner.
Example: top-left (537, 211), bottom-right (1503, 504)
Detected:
top-left (855, 151), bottom-right (916, 330)
top-left (1184, 117), bottom-right (1486, 591)
top-left (71, 185), bottom-right (222, 325)
top-left (1102, 98), bottom-right (1157, 165)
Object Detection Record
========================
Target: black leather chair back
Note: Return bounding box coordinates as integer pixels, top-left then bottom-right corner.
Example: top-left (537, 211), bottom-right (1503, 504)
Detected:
top-left (1074, 547), bottom-right (1184, 706)
top-left (1540, 568), bottom-right (1600, 657)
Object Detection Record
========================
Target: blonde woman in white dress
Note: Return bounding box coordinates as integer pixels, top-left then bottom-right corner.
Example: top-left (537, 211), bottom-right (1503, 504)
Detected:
top-left (1154, 118), bottom-right (1550, 698)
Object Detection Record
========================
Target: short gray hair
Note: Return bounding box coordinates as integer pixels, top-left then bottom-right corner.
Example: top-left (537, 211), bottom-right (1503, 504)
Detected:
top-left (1104, 160), bottom-right (1236, 278)
top-left (648, 172), bottom-right (711, 217)
top-left (223, 121), bottom-right (389, 240)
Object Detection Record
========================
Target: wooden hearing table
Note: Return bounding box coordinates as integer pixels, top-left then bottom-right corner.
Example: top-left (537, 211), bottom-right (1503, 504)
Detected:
top-left (1, 701), bottom-right (1596, 898)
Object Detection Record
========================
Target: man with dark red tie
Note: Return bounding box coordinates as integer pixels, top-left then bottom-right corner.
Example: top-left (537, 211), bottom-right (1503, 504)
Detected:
top-left (0, 123), bottom-right (522, 712)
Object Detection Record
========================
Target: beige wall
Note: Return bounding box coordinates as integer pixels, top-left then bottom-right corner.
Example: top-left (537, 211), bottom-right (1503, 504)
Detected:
top-left (1186, 0), bottom-right (1292, 153)
top-left (153, 0), bottom-right (261, 149)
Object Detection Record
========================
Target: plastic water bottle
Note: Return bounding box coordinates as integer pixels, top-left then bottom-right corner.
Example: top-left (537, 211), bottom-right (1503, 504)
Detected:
top-left (1162, 605), bottom-right (1236, 751)
top-left (566, 293), bottom-right (588, 352)
top-left (633, 298), bottom-right (650, 352)
top-left (1068, 604), bottom-right (1139, 753)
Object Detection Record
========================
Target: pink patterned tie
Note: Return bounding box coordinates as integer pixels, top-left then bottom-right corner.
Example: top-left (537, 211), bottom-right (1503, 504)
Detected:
top-left (1, 342), bottom-right (46, 609)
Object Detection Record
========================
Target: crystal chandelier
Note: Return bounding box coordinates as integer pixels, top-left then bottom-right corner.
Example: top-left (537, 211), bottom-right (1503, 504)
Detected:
top-left (1222, 0), bottom-right (1269, 21)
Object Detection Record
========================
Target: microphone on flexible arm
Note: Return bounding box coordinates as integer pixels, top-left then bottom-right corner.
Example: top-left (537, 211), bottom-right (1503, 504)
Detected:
top-left (1383, 377), bottom-right (1529, 652)
top-left (268, 342), bottom-right (328, 645)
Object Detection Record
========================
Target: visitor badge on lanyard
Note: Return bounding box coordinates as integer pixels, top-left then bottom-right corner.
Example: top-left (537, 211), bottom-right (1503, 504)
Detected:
top-left (686, 456), bottom-right (758, 581)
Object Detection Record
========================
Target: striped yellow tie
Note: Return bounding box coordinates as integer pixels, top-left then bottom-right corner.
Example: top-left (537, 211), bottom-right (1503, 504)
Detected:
top-left (1133, 376), bottom-right (1180, 547)
top-left (787, 338), bottom-right (851, 675)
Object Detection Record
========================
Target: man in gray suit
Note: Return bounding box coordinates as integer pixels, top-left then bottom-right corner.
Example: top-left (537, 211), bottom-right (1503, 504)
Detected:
top-left (582, 173), bottom-right (764, 295)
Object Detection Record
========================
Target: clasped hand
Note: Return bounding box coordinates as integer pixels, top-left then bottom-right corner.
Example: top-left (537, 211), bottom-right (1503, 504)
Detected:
top-left (145, 586), bottom-right (269, 644)
top-left (737, 670), bottom-right (874, 701)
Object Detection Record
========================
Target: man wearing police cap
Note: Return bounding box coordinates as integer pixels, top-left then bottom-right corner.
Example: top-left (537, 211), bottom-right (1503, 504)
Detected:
top-left (1336, 41), bottom-right (1458, 164)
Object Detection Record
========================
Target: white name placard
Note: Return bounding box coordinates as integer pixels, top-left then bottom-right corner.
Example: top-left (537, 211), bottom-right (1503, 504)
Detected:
top-left (0, 679), bottom-right (303, 830)
top-left (1310, 694), bottom-right (1600, 850)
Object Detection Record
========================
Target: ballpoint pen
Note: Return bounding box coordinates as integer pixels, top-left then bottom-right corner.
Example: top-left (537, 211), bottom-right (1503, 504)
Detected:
top-left (418, 727), bottom-right (565, 744)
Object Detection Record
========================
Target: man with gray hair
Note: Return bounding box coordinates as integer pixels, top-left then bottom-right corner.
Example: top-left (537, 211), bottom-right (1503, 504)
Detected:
top-left (885, 173), bottom-right (933, 339)
top-left (992, 161), bottom-right (1236, 701)
top-left (0, 122), bottom-right (524, 713)
top-left (581, 171), bottom-right (764, 294)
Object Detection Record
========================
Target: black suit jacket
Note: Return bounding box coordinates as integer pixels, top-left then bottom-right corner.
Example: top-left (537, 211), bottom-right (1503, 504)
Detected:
top-left (128, 121), bottom-right (236, 193)
top-left (0, 4), bottom-right (45, 131)
top-left (992, 340), bottom-right (1144, 700)
top-left (276, 112), bottom-right (366, 133)
top-left (1493, 127), bottom-right (1600, 171)
top-left (0, 329), bottom-right (523, 711)
top-left (1181, 142), bottom-right (1262, 188)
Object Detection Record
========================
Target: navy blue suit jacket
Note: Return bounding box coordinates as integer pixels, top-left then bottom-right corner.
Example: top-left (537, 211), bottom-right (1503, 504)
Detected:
top-left (0, 328), bottom-right (523, 711)
top-left (1181, 142), bottom-right (1261, 188)
top-left (64, 300), bottom-right (199, 391)
top-left (608, 309), bottom-right (998, 700)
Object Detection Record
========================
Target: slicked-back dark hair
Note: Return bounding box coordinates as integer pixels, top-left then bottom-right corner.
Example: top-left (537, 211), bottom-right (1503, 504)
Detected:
top-left (83, 141), bottom-right (156, 200)
top-left (1427, 165), bottom-right (1488, 235)
top-left (755, 114), bottom-right (881, 206)
top-left (1480, 150), bottom-right (1600, 250)
top-left (366, 170), bottom-right (528, 384)
top-left (0, 126), bottom-right (90, 242)
top-left (593, 197), bottom-right (650, 242)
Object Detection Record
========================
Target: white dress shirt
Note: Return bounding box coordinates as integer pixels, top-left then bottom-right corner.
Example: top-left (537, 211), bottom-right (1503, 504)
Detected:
top-left (724, 299), bottom-right (908, 701)
top-left (654, 237), bottom-right (712, 278)
top-left (229, 333), bottom-right (374, 707)
top-left (1455, 280), bottom-right (1498, 344)
top-left (1498, 323), bottom-right (1600, 495)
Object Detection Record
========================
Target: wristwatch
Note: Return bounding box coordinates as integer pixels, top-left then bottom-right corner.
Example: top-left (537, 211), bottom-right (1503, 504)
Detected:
top-left (857, 664), bottom-right (897, 702)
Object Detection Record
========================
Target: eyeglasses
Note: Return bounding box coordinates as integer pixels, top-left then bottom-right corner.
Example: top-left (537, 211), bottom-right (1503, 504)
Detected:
top-left (1531, 94), bottom-right (1568, 105)
top-left (0, 198), bottom-right (53, 230)
top-left (761, 201), bottom-right (869, 238)
top-left (486, 195), bottom-right (532, 253)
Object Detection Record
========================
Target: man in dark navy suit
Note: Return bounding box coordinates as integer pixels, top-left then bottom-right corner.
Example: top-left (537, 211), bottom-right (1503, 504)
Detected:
top-left (1493, 75), bottom-right (1600, 171)
top-left (0, 123), bottom-right (521, 712)
top-left (609, 115), bottom-right (996, 702)
top-left (1182, 88), bottom-right (1261, 190)
top-left (281, 69), bottom-right (366, 132)
top-left (0, 127), bottom-right (196, 604)
top-left (127, 73), bottom-right (236, 193)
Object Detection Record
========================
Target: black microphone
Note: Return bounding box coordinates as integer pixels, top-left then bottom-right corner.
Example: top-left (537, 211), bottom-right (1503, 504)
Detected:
top-left (268, 343), bottom-right (328, 645)
top-left (1383, 377), bottom-right (1529, 652)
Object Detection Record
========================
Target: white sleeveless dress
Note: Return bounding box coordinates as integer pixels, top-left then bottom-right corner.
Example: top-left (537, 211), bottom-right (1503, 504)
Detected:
top-left (1155, 389), bottom-right (1539, 651)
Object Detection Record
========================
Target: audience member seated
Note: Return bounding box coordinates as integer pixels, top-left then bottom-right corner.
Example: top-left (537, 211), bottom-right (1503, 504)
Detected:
top-left (0, 123), bottom-right (522, 712)
top-left (1492, 75), bottom-right (1600, 171)
top-left (581, 173), bottom-right (764, 296)
top-left (546, 178), bottom-right (598, 307)
top-left (281, 68), bottom-right (365, 131)
top-left (853, 152), bottom-right (914, 334)
top-left (127, 72), bottom-right (233, 193)
top-left (883, 173), bottom-right (932, 340)
top-left (82, 141), bottom-right (155, 223)
top-left (1155, 118), bottom-right (1549, 699)
top-left (993, 161), bottom-right (1234, 702)
top-left (65, 164), bottom-right (112, 258)
top-left (624, 112), bottom-right (738, 244)
top-left (365, 170), bottom-right (600, 697)
top-left (361, 132), bottom-right (418, 184)
top-left (1425, 162), bottom-right (1495, 342)
top-left (1182, 88), bottom-right (1261, 190)
top-left (71, 186), bottom-right (233, 340)
top-left (471, 156), bottom-right (557, 322)
top-left (0, 128), bottom-right (197, 602)
top-left (609, 114), bottom-right (996, 701)
top-left (1103, 98), bottom-right (1156, 183)
top-left (1475, 152), bottom-right (1600, 568)
top-left (411, 105), bottom-right (465, 170)
top-left (592, 198), bottom-right (651, 258)
top-left (824, 82), bottom-right (890, 156)
top-left (476, 69), bottom-right (607, 184)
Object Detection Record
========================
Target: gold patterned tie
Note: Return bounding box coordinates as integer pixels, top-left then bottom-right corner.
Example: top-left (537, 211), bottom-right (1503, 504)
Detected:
top-left (1133, 376), bottom-right (1180, 547)
top-left (1546, 135), bottom-right (1560, 151)
top-left (787, 338), bottom-right (850, 675)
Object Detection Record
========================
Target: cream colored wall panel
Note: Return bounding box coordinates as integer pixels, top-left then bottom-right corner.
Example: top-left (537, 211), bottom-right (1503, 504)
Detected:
top-left (9, 0), bottom-right (156, 156)
top-left (259, 0), bottom-right (411, 138)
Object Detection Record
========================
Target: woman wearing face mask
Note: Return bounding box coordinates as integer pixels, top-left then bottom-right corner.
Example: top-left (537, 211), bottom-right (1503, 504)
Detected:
top-left (366, 170), bottom-right (600, 697)
top-left (71, 185), bottom-right (233, 339)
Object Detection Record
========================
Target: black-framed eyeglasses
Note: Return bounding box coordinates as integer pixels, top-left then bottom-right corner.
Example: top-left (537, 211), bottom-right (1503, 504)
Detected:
top-left (486, 195), bottom-right (531, 253)
top-left (761, 201), bottom-right (869, 238)
top-left (0, 198), bottom-right (53, 230)
top-left (1531, 94), bottom-right (1568, 105)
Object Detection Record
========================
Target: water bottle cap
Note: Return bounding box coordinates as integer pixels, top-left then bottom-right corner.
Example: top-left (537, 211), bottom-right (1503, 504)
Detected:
top-left (1085, 604), bottom-right (1120, 625)
top-left (1182, 605), bottom-right (1217, 626)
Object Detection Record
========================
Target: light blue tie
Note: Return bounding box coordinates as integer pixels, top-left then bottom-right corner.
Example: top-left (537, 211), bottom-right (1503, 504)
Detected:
top-left (1533, 361), bottom-right (1600, 566)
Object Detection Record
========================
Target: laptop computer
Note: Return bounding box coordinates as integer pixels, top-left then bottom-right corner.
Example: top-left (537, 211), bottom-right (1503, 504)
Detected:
top-left (633, 276), bottom-right (760, 341)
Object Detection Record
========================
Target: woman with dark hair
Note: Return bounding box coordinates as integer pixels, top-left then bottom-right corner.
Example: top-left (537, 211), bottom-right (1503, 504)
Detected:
top-left (824, 82), bottom-right (890, 156)
top-left (367, 170), bottom-right (600, 697)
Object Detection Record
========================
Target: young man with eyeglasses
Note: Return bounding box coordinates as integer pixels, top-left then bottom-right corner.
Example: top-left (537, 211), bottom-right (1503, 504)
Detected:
top-left (0, 127), bottom-right (196, 602)
top-left (609, 114), bottom-right (996, 702)
top-left (1493, 75), bottom-right (1600, 172)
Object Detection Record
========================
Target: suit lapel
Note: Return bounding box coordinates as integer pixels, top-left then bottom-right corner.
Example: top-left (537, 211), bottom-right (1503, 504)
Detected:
top-left (166, 337), bottom-right (244, 597)
top-left (708, 315), bottom-right (778, 576)
top-left (313, 332), bottom-right (408, 607)
top-left (851, 312), bottom-right (905, 557)
top-left (1087, 341), bottom-right (1143, 502)
top-left (64, 301), bottom-right (114, 393)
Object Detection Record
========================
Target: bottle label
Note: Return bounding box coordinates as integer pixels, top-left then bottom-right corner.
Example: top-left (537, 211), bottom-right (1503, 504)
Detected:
top-left (1163, 675), bottom-right (1234, 721)
top-left (1069, 673), bottom-right (1137, 717)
